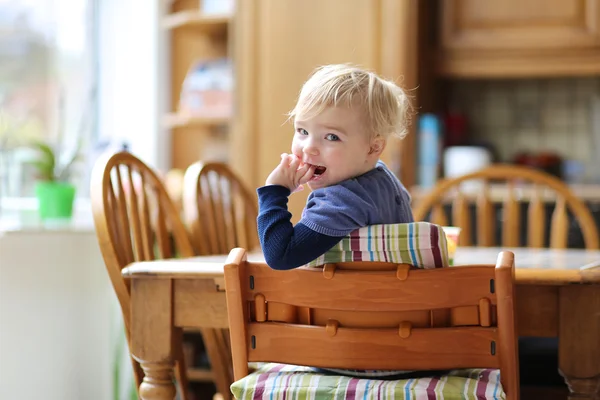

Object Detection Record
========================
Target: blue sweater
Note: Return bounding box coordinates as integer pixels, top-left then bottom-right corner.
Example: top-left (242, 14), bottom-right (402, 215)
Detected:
top-left (257, 161), bottom-right (413, 270)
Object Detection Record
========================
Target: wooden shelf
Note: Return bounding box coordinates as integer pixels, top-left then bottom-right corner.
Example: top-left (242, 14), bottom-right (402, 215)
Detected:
top-left (188, 367), bottom-right (214, 382)
top-left (163, 113), bottom-right (229, 129)
top-left (162, 11), bottom-right (230, 34)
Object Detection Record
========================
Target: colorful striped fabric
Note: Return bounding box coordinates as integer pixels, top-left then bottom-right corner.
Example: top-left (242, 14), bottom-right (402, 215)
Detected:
top-left (230, 363), bottom-right (506, 400)
top-left (305, 222), bottom-right (450, 269)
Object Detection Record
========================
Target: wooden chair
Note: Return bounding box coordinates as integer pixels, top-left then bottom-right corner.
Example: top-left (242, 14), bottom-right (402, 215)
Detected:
top-left (413, 164), bottom-right (599, 250)
top-left (224, 247), bottom-right (520, 399)
top-left (182, 161), bottom-right (259, 399)
top-left (183, 161), bottom-right (259, 255)
top-left (91, 151), bottom-right (225, 400)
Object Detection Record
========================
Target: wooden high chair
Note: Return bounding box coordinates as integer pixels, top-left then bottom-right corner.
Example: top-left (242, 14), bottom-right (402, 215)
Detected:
top-left (183, 161), bottom-right (259, 255)
top-left (91, 151), bottom-right (229, 400)
top-left (224, 248), bottom-right (520, 400)
top-left (413, 164), bottom-right (599, 250)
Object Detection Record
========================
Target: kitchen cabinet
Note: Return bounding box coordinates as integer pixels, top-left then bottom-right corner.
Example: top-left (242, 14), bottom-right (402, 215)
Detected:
top-left (437, 0), bottom-right (600, 77)
top-left (231, 0), bottom-right (420, 220)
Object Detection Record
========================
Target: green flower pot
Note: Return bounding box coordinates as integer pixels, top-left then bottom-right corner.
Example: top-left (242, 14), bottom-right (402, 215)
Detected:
top-left (35, 181), bottom-right (76, 220)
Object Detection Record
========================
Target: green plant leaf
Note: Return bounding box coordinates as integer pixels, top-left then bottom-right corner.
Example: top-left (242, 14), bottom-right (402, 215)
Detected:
top-left (23, 159), bottom-right (55, 181)
top-left (24, 140), bottom-right (57, 181)
top-left (30, 140), bottom-right (56, 165)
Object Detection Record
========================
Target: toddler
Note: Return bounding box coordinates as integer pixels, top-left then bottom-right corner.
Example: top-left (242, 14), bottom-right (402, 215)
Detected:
top-left (257, 64), bottom-right (414, 271)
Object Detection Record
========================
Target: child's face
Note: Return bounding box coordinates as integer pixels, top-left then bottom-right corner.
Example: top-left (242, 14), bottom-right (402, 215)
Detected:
top-left (292, 106), bottom-right (380, 190)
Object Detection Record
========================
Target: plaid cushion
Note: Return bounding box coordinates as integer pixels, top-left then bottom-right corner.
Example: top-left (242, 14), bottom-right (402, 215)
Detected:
top-left (231, 363), bottom-right (506, 400)
top-left (305, 222), bottom-right (450, 269)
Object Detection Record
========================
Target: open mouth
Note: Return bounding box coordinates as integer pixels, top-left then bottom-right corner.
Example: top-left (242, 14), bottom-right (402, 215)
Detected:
top-left (313, 165), bottom-right (327, 176)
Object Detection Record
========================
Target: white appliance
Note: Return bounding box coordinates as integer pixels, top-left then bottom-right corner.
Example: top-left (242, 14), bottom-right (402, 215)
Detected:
top-left (443, 146), bottom-right (492, 192)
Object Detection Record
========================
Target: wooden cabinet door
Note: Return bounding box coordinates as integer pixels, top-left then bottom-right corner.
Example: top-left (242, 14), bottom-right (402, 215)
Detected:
top-left (441, 0), bottom-right (600, 50)
top-left (232, 0), bottom-right (418, 220)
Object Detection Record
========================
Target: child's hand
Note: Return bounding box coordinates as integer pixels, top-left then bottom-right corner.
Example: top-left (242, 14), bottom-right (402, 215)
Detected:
top-left (265, 153), bottom-right (315, 192)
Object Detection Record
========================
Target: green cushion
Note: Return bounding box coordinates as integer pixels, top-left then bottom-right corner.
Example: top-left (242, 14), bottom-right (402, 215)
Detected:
top-left (231, 363), bottom-right (505, 400)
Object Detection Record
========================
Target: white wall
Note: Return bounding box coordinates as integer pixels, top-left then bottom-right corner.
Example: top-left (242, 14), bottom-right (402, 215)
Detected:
top-left (97, 0), bottom-right (169, 171)
top-left (0, 229), bottom-right (115, 400)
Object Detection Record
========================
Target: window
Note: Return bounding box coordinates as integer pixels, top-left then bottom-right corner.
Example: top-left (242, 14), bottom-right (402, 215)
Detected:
top-left (0, 0), bottom-right (98, 199)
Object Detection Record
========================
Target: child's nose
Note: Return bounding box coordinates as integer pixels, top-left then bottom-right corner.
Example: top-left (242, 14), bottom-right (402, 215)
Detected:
top-left (303, 144), bottom-right (319, 156)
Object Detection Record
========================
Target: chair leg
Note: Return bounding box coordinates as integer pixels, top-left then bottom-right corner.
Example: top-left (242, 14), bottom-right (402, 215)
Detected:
top-left (174, 328), bottom-right (190, 400)
top-left (131, 355), bottom-right (144, 395)
top-left (202, 328), bottom-right (233, 400)
top-left (220, 328), bottom-right (234, 386)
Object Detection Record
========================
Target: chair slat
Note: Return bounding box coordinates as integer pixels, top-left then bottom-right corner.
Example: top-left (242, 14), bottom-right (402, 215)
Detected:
top-left (244, 265), bottom-right (497, 312)
top-left (452, 191), bottom-right (471, 246)
top-left (224, 179), bottom-right (239, 251)
top-left (550, 197), bottom-right (569, 249)
top-left (107, 179), bottom-right (127, 268)
top-left (126, 165), bottom-right (145, 261)
top-left (476, 184), bottom-right (495, 246)
top-left (211, 174), bottom-right (229, 253)
top-left (155, 204), bottom-right (171, 258)
top-left (200, 176), bottom-right (221, 254)
top-left (502, 182), bottom-right (520, 247)
top-left (527, 185), bottom-right (546, 248)
top-left (138, 171), bottom-right (153, 260)
top-left (431, 204), bottom-right (448, 227)
top-left (247, 322), bottom-right (499, 371)
top-left (115, 166), bottom-right (134, 264)
top-left (234, 195), bottom-right (250, 250)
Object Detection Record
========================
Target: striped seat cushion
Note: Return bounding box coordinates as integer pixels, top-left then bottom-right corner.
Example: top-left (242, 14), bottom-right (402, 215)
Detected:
top-left (231, 363), bottom-right (506, 400)
top-left (305, 222), bottom-right (450, 269)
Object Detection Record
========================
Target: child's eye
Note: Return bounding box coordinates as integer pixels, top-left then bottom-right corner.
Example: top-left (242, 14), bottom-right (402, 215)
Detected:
top-left (325, 133), bottom-right (340, 141)
top-left (296, 128), bottom-right (309, 136)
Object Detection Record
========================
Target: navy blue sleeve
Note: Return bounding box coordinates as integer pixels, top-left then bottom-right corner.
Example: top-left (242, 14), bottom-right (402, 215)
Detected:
top-left (257, 185), bottom-right (344, 270)
top-left (299, 184), bottom-right (373, 236)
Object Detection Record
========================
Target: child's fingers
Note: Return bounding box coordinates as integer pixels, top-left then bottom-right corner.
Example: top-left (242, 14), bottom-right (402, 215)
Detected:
top-left (294, 154), bottom-right (305, 168)
top-left (295, 161), bottom-right (309, 174)
top-left (280, 153), bottom-right (290, 164)
top-left (288, 155), bottom-right (301, 171)
top-left (298, 165), bottom-right (316, 184)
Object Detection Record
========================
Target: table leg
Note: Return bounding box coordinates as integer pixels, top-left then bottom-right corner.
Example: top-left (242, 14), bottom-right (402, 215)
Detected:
top-left (559, 286), bottom-right (600, 400)
top-left (131, 278), bottom-right (177, 400)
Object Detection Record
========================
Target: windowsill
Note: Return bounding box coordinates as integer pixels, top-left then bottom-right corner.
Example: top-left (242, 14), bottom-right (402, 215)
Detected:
top-left (0, 197), bottom-right (96, 233)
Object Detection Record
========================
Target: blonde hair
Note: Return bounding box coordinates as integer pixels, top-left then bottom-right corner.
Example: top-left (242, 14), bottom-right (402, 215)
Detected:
top-left (288, 64), bottom-right (412, 140)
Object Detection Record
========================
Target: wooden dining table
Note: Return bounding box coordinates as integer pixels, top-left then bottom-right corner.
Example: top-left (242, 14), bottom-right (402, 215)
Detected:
top-left (122, 247), bottom-right (600, 400)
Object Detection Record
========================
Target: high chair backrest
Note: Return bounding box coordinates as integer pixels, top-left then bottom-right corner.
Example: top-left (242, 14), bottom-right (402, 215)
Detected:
top-left (413, 164), bottom-right (599, 249)
top-left (224, 248), bottom-right (520, 398)
top-left (183, 161), bottom-right (259, 255)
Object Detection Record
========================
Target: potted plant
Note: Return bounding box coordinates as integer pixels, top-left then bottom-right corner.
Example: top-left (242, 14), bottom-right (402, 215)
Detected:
top-left (27, 138), bottom-right (82, 220)
top-left (24, 89), bottom-right (92, 220)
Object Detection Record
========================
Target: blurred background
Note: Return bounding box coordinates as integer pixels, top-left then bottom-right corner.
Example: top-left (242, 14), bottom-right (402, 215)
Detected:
top-left (2, 0), bottom-right (600, 399)
top-left (2, 0), bottom-right (600, 221)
